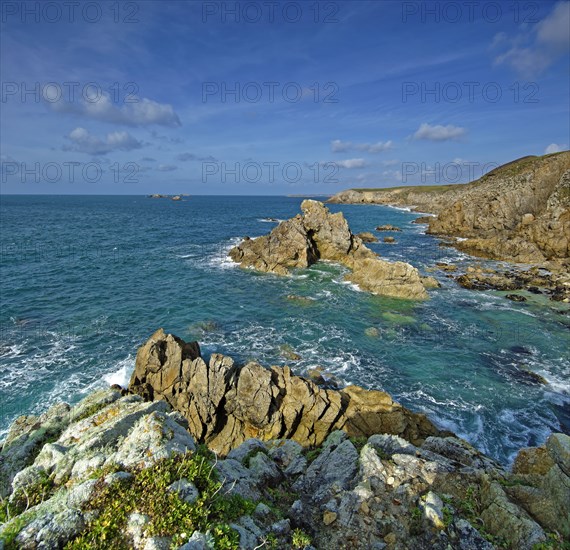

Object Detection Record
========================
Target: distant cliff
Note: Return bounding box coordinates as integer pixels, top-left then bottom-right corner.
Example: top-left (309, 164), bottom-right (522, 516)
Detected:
top-left (329, 152), bottom-right (570, 265)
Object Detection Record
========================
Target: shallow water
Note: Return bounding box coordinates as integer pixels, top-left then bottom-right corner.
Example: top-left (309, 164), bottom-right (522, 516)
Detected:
top-left (1, 195), bottom-right (568, 464)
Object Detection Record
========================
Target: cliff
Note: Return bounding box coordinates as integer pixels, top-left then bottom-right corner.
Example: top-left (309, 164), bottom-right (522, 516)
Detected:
top-left (328, 152), bottom-right (570, 266)
top-left (1, 330), bottom-right (568, 549)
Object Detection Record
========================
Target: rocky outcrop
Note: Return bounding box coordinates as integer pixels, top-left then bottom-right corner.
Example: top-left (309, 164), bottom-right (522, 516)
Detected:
top-left (1, 330), bottom-right (567, 548)
top-left (3, 388), bottom-right (566, 549)
top-left (128, 329), bottom-right (443, 456)
top-left (427, 153), bottom-right (570, 264)
top-left (229, 200), bottom-right (428, 300)
top-left (509, 433), bottom-right (570, 538)
top-left (328, 186), bottom-right (463, 212)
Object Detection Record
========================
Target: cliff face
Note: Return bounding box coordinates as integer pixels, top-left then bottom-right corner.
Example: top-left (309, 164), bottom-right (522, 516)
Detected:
top-left (329, 152), bottom-right (570, 265)
top-left (428, 152), bottom-right (570, 263)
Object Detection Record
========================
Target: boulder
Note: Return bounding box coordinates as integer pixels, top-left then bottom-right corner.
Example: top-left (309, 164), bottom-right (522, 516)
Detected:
top-left (357, 232), bottom-right (378, 243)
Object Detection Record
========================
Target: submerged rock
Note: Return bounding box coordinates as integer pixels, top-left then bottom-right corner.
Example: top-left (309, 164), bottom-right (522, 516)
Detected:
top-left (229, 200), bottom-right (428, 300)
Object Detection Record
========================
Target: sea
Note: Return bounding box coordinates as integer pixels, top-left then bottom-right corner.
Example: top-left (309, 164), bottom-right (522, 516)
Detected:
top-left (0, 195), bottom-right (568, 465)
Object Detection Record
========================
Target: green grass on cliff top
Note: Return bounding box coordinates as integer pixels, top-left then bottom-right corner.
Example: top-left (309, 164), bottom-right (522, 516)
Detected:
top-left (348, 151), bottom-right (569, 194)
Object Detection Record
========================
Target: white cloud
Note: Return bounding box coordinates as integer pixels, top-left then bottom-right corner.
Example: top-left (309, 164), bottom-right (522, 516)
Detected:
top-left (544, 143), bottom-right (567, 154)
top-left (64, 127), bottom-right (143, 155)
top-left (492, 1), bottom-right (570, 77)
top-left (50, 93), bottom-right (181, 128)
top-left (537, 1), bottom-right (570, 51)
top-left (413, 123), bottom-right (466, 142)
top-left (176, 152), bottom-right (218, 162)
top-left (331, 139), bottom-right (393, 153)
top-left (156, 164), bottom-right (178, 172)
top-left (335, 158), bottom-right (367, 169)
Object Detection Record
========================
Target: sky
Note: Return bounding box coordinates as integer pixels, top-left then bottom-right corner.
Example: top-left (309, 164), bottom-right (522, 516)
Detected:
top-left (0, 0), bottom-right (569, 195)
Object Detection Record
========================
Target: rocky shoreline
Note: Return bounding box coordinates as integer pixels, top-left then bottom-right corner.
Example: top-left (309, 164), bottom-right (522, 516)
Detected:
top-left (1, 330), bottom-right (569, 549)
top-left (328, 152), bottom-right (570, 302)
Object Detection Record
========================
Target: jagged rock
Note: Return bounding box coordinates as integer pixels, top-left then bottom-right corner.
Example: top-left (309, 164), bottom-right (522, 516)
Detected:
top-left (229, 215), bottom-right (318, 275)
top-left (420, 491), bottom-right (445, 529)
top-left (292, 432), bottom-right (359, 503)
top-left (1, 381), bottom-right (567, 550)
top-left (513, 446), bottom-right (554, 475)
top-left (479, 477), bottom-right (546, 549)
top-left (383, 236), bottom-right (395, 243)
top-left (509, 434), bottom-right (570, 537)
top-left (0, 402), bottom-right (72, 497)
top-left (421, 276), bottom-right (441, 289)
top-left (129, 330), bottom-right (444, 455)
top-left (15, 509), bottom-right (85, 549)
top-left (267, 439), bottom-right (306, 476)
top-left (229, 200), bottom-right (428, 300)
top-left (329, 154), bottom-right (570, 297)
top-left (215, 458), bottom-right (261, 501)
top-left (546, 433), bottom-right (570, 476)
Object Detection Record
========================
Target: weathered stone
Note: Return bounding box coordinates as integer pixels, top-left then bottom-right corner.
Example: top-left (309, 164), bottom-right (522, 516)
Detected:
top-left (546, 433), bottom-right (570, 476)
top-left (513, 446), bottom-right (554, 475)
top-left (128, 331), bottom-right (443, 456)
top-left (293, 434), bottom-right (359, 503)
top-left (167, 479), bottom-right (199, 504)
top-left (357, 232), bottom-right (378, 243)
top-left (420, 491), bottom-right (445, 529)
top-left (229, 200), bottom-right (428, 300)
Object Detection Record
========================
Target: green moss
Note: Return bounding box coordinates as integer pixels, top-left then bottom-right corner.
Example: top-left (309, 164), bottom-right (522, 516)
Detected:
top-left (291, 527), bottom-right (312, 549)
top-left (64, 450), bottom-right (256, 549)
top-left (304, 447), bottom-right (322, 464)
top-left (2, 470), bottom-right (55, 520)
top-left (532, 532), bottom-right (570, 549)
top-left (0, 509), bottom-right (38, 549)
top-left (348, 436), bottom-right (368, 452)
top-left (242, 448), bottom-right (269, 469)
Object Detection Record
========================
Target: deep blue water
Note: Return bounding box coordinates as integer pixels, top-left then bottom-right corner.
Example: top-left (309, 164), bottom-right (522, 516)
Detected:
top-left (0, 195), bottom-right (568, 464)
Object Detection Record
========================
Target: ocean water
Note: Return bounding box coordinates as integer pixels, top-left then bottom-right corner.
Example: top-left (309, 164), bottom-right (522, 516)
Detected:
top-left (0, 195), bottom-right (568, 465)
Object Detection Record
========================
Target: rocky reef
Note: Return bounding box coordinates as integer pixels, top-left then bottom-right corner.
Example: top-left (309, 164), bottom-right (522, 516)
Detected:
top-left (1, 330), bottom-right (569, 549)
top-left (229, 200), bottom-right (429, 300)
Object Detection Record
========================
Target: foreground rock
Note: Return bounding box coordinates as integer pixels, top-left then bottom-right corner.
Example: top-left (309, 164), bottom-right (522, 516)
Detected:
top-left (229, 200), bottom-right (428, 300)
top-left (2, 384), bottom-right (567, 548)
top-left (128, 329), bottom-right (443, 456)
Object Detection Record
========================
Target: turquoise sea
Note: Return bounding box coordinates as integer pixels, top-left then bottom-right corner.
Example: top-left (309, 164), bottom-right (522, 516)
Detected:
top-left (0, 195), bottom-right (568, 465)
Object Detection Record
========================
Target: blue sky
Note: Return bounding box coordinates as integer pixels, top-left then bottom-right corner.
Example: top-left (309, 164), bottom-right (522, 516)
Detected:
top-left (1, 0), bottom-right (569, 195)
